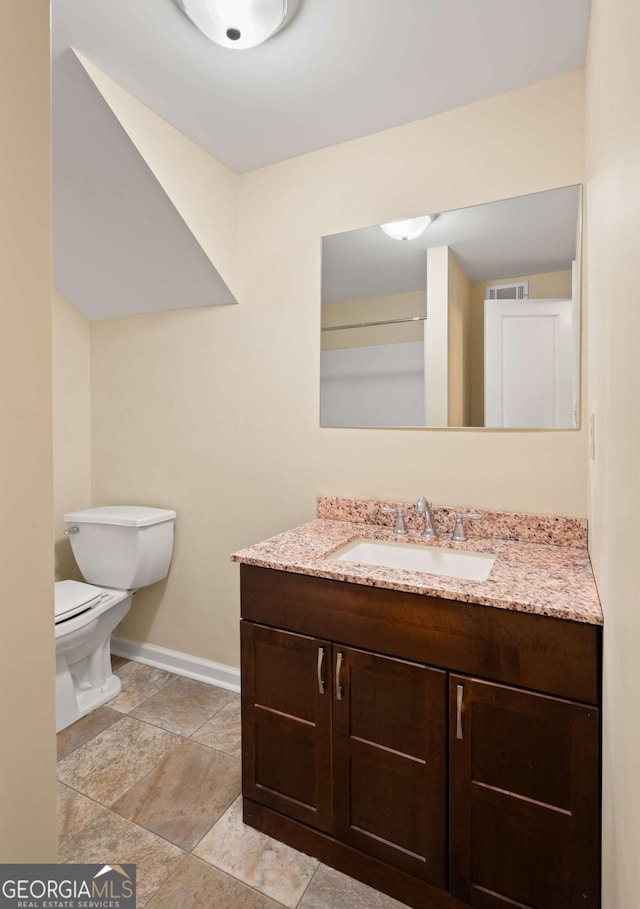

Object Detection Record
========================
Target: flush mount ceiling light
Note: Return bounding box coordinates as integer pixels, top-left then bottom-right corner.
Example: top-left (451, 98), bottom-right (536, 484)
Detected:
top-left (173, 0), bottom-right (301, 50)
top-left (380, 215), bottom-right (434, 241)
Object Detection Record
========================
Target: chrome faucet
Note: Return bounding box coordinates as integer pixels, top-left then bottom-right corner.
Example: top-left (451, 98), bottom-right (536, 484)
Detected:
top-left (416, 497), bottom-right (438, 540)
top-left (380, 504), bottom-right (407, 535)
top-left (451, 513), bottom-right (481, 542)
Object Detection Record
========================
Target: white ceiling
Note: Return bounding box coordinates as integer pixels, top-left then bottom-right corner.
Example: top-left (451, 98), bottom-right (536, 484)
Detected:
top-left (321, 186), bottom-right (581, 304)
top-left (52, 0), bottom-right (591, 173)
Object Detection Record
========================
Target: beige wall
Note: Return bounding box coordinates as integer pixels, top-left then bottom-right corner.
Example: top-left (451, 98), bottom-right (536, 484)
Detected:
top-left (53, 290), bottom-right (92, 581)
top-left (321, 291), bottom-right (426, 349)
top-left (447, 249), bottom-right (472, 426)
top-left (0, 2), bottom-right (57, 861)
top-left (91, 70), bottom-right (587, 670)
top-left (470, 269), bottom-right (574, 425)
top-left (585, 0), bottom-right (640, 904)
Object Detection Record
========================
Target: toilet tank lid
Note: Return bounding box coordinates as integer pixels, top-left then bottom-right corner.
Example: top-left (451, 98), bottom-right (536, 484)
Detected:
top-left (64, 506), bottom-right (177, 527)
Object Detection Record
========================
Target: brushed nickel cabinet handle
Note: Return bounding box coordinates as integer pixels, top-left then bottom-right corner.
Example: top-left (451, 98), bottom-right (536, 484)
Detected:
top-left (317, 647), bottom-right (326, 694)
top-left (335, 651), bottom-right (344, 700)
top-left (456, 684), bottom-right (464, 740)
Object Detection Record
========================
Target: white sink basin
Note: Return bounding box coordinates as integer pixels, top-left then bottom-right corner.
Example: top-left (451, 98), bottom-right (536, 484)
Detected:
top-left (330, 538), bottom-right (496, 582)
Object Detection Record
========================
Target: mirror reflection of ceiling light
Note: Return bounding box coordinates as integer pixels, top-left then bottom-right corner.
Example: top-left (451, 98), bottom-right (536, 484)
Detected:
top-left (380, 215), bottom-right (434, 241)
top-left (173, 0), bottom-right (301, 50)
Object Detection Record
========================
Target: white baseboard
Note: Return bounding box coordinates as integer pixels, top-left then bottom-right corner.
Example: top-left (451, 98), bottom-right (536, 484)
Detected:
top-left (111, 637), bottom-right (240, 693)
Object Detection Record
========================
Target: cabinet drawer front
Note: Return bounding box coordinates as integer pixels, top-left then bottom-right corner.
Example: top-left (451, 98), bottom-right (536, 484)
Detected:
top-left (240, 565), bottom-right (601, 704)
top-left (333, 647), bottom-right (447, 888)
top-left (450, 675), bottom-right (599, 909)
top-left (241, 622), bottom-right (333, 832)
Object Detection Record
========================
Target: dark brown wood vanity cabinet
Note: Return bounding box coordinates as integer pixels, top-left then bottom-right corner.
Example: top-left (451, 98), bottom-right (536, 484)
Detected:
top-left (240, 564), bottom-right (601, 909)
top-left (242, 623), bottom-right (448, 887)
top-left (449, 677), bottom-right (599, 909)
top-left (241, 624), bottom-right (334, 832)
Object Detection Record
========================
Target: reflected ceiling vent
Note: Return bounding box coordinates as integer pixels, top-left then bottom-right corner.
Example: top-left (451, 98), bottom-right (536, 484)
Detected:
top-left (173, 0), bottom-right (301, 50)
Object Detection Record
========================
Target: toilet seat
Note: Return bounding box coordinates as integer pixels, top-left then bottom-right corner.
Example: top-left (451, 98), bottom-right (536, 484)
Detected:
top-left (54, 583), bottom-right (133, 732)
top-left (55, 579), bottom-right (105, 623)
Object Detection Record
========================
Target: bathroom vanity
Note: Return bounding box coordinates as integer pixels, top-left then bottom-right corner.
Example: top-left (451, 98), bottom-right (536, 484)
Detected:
top-left (233, 498), bottom-right (602, 909)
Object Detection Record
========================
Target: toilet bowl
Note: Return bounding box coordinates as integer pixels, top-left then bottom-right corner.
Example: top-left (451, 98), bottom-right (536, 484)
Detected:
top-left (55, 505), bottom-right (176, 732)
top-left (55, 581), bottom-right (132, 731)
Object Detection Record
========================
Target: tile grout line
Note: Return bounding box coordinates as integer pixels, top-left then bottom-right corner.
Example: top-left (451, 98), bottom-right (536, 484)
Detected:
top-left (185, 738), bottom-right (242, 761)
top-left (57, 720), bottom-right (190, 826)
top-left (293, 861), bottom-right (322, 908)
top-left (109, 668), bottom-right (182, 716)
top-left (179, 854), bottom-right (288, 908)
top-left (57, 784), bottom-right (110, 852)
top-left (57, 720), bottom-right (239, 817)
top-left (57, 714), bottom-right (189, 766)
top-left (186, 694), bottom-right (240, 738)
top-left (111, 664), bottom-right (237, 734)
top-left (144, 850), bottom-right (192, 906)
top-left (59, 798), bottom-right (192, 865)
top-left (58, 718), bottom-right (242, 768)
top-left (188, 796), bottom-right (317, 908)
top-left (128, 831), bottom-right (191, 909)
top-left (57, 690), bottom-right (239, 762)
top-left (188, 796), bottom-right (239, 855)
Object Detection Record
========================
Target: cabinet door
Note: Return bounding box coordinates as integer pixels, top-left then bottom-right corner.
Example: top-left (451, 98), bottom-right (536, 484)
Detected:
top-left (450, 675), bottom-right (599, 909)
top-left (333, 646), bottom-right (447, 887)
top-left (241, 622), bottom-right (332, 832)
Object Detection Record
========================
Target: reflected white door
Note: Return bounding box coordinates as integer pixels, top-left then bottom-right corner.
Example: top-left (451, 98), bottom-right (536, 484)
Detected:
top-left (484, 299), bottom-right (575, 428)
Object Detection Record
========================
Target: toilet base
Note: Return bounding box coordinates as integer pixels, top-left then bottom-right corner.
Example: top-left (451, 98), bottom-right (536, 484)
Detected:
top-left (55, 589), bottom-right (132, 732)
top-left (56, 659), bottom-right (123, 732)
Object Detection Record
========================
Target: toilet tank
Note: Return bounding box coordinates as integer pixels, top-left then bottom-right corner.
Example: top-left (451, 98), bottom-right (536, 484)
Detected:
top-left (64, 506), bottom-right (176, 590)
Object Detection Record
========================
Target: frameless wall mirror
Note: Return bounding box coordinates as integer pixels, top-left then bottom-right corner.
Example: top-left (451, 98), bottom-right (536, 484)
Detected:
top-left (320, 185), bottom-right (581, 429)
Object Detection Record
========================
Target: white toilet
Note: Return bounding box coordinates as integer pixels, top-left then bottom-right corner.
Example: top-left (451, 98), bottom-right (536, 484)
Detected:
top-left (55, 505), bottom-right (176, 732)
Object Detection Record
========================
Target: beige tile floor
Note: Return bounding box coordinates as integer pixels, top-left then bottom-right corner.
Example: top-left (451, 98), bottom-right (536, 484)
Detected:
top-left (58, 657), bottom-right (408, 909)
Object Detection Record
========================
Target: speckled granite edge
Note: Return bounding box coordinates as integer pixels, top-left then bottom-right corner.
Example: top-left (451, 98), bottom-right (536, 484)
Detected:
top-left (317, 496), bottom-right (588, 548)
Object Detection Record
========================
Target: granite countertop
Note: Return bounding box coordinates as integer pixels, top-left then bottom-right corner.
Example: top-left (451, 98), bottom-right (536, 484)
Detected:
top-left (232, 511), bottom-right (603, 627)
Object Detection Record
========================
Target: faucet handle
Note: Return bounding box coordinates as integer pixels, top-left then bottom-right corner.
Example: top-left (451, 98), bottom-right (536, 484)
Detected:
top-left (452, 513), bottom-right (481, 542)
top-left (381, 505), bottom-right (408, 536)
